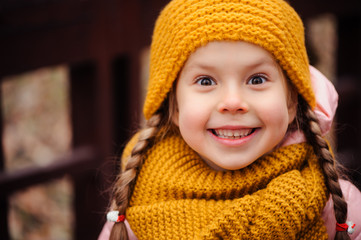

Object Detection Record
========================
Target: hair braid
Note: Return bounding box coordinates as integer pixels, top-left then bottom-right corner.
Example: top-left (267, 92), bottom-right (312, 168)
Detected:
top-left (298, 97), bottom-right (350, 240)
top-left (109, 113), bottom-right (162, 240)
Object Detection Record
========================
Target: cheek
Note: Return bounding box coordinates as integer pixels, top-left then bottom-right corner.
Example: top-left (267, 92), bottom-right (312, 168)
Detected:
top-left (176, 89), bottom-right (211, 131)
top-left (178, 104), bottom-right (206, 131)
top-left (258, 97), bottom-right (290, 128)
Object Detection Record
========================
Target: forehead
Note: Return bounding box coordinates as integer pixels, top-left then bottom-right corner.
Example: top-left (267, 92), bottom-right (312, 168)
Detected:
top-left (181, 41), bottom-right (283, 77)
top-left (183, 41), bottom-right (280, 70)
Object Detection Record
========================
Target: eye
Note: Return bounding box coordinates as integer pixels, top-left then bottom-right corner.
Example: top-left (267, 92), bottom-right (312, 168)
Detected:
top-left (196, 76), bottom-right (216, 86)
top-left (248, 75), bottom-right (267, 85)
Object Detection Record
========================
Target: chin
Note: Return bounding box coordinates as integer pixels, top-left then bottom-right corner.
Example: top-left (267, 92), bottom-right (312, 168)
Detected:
top-left (212, 161), bottom-right (254, 171)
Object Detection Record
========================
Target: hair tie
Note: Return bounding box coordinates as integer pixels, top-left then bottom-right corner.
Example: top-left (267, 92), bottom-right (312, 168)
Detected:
top-left (336, 221), bottom-right (355, 234)
top-left (107, 211), bottom-right (125, 223)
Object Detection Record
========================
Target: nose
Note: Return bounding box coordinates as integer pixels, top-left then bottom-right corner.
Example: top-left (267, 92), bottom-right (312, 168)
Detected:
top-left (217, 88), bottom-right (249, 113)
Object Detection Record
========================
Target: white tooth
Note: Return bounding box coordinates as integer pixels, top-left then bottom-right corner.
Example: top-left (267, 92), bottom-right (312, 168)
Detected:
top-left (234, 130), bottom-right (240, 137)
top-left (216, 129), bottom-right (223, 137)
top-left (214, 129), bottom-right (253, 138)
top-left (239, 129), bottom-right (245, 136)
top-left (225, 130), bottom-right (232, 137)
top-left (240, 129), bottom-right (251, 137)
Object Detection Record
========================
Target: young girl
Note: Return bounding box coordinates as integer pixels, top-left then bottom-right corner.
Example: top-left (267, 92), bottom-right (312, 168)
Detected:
top-left (99, 0), bottom-right (361, 239)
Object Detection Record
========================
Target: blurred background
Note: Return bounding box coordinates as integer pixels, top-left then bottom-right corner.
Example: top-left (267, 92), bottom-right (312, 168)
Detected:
top-left (0, 0), bottom-right (360, 239)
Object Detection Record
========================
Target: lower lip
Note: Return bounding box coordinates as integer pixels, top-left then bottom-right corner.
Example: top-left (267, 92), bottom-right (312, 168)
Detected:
top-left (208, 128), bottom-right (259, 147)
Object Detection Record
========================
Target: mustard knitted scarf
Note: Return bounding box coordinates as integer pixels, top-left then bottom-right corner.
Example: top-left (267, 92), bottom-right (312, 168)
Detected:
top-left (126, 134), bottom-right (329, 239)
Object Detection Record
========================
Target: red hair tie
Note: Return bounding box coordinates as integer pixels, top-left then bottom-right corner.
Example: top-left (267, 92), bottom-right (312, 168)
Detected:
top-left (116, 215), bottom-right (126, 222)
top-left (336, 221), bottom-right (356, 234)
top-left (107, 211), bottom-right (125, 223)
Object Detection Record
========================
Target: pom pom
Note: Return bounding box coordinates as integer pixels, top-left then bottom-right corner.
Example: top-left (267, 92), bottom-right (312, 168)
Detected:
top-left (107, 211), bottom-right (123, 222)
top-left (346, 221), bottom-right (356, 234)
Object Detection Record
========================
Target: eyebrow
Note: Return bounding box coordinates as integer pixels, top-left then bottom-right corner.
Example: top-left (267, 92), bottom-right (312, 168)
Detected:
top-left (188, 56), bottom-right (278, 71)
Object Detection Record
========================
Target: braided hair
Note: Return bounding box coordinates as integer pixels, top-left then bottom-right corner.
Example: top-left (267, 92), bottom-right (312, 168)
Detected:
top-left (297, 96), bottom-right (350, 240)
top-left (109, 92), bottom-right (176, 240)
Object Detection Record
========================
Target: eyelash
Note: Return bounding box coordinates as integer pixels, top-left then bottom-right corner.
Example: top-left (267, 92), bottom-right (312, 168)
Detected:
top-left (194, 74), bottom-right (268, 86)
top-left (195, 76), bottom-right (216, 86)
top-left (247, 74), bottom-right (268, 85)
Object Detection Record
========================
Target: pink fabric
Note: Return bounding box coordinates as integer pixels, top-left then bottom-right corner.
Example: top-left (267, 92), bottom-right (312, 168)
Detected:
top-left (98, 222), bottom-right (112, 240)
top-left (98, 220), bottom-right (137, 240)
top-left (281, 65), bottom-right (338, 146)
top-left (322, 180), bottom-right (361, 240)
top-left (98, 66), bottom-right (361, 240)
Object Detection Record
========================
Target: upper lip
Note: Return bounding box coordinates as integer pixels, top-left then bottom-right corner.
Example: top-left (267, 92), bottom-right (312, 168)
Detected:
top-left (209, 125), bottom-right (255, 130)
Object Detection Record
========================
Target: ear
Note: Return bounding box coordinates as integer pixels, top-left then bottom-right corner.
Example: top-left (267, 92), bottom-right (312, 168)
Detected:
top-left (168, 89), bottom-right (180, 126)
top-left (171, 106), bottom-right (179, 126)
top-left (287, 94), bottom-right (298, 124)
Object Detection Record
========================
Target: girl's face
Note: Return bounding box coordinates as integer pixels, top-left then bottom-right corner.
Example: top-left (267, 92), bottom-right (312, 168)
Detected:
top-left (172, 41), bottom-right (297, 170)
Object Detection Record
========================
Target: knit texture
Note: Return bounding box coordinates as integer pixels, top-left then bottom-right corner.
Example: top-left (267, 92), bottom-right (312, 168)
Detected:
top-left (125, 134), bottom-right (329, 239)
top-left (143, 0), bottom-right (314, 120)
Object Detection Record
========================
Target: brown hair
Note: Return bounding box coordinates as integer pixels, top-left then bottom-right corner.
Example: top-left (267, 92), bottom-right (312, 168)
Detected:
top-left (109, 92), bottom-right (176, 240)
top-left (297, 96), bottom-right (350, 240)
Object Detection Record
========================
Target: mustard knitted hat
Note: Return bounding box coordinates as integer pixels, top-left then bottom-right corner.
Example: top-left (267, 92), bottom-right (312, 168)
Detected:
top-left (143, 0), bottom-right (315, 120)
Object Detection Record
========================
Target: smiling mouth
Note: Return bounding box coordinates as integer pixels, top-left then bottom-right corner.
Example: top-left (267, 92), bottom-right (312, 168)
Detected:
top-left (211, 128), bottom-right (256, 139)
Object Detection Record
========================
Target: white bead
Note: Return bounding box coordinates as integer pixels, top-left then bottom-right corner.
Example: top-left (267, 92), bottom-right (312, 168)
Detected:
top-left (107, 211), bottom-right (120, 222)
top-left (346, 221), bottom-right (355, 234)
